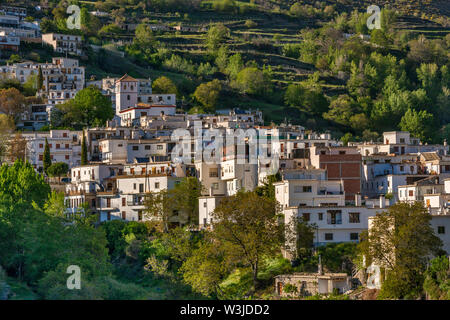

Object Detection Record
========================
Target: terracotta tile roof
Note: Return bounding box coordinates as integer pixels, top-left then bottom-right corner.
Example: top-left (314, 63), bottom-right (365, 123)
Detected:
top-left (117, 73), bottom-right (138, 82)
top-left (421, 152), bottom-right (440, 161)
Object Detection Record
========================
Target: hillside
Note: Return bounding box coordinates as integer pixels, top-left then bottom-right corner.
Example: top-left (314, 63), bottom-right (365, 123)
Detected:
top-left (1, 0), bottom-right (449, 142)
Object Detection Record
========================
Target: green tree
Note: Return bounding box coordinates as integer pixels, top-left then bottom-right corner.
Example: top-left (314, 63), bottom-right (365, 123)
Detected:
top-left (0, 88), bottom-right (27, 122)
top-left (0, 114), bottom-right (15, 164)
top-left (284, 215), bottom-right (317, 264)
top-left (399, 108), bottom-right (435, 143)
top-left (181, 239), bottom-right (231, 297)
top-left (233, 67), bottom-right (272, 96)
top-left (98, 24), bottom-right (123, 37)
top-left (340, 133), bottom-right (353, 146)
top-left (225, 53), bottom-right (243, 80)
top-left (254, 173), bottom-right (281, 201)
top-left (205, 23), bottom-right (230, 52)
top-left (215, 46), bottom-right (229, 72)
top-left (169, 177), bottom-right (204, 226)
top-left (193, 80), bottom-right (222, 112)
top-left (423, 256), bottom-right (450, 300)
top-left (58, 87), bottom-right (113, 128)
top-left (144, 190), bottom-right (173, 233)
top-left (37, 66), bottom-right (44, 91)
top-left (43, 138), bottom-right (52, 175)
top-left (211, 191), bottom-right (283, 292)
top-left (7, 54), bottom-right (20, 64)
top-left (47, 162), bottom-right (69, 182)
top-left (323, 95), bottom-right (356, 127)
top-left (152, 76), bottom-right (178, 95)
top-left (81, 134), bottom-right (88, 165)
top-left (133, 23), bottom-right (158, 59)
top-left (417, 63), bottom-right (441, 101)
top-left (359, 202), bottom-right (443, 299)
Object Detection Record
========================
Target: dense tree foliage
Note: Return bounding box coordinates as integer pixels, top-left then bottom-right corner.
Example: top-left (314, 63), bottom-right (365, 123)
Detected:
top-left (52, 87), bottom-right (114, 129)
top-left (359, 202), bottom-right (443, 299)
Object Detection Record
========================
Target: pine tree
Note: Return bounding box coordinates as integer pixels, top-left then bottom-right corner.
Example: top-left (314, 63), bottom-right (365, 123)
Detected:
top-left (81, 134), bottom-right (88, 165)
top-left (43, 137), bottom-right (51, 174)
top-left (37, 66), bottom-right (43, 91)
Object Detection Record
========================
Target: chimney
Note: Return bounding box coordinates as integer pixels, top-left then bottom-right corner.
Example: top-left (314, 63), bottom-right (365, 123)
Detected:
top-left (379, 194), bottom-right (385, 208)
top-left (318, 255), bottom-right (323, 275)
top-left (355, 193), bottom-right (361, 206)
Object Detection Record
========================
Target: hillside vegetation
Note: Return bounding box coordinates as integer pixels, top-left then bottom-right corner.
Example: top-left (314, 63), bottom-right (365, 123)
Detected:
top-left (1, 0), bottom-right (449, 143)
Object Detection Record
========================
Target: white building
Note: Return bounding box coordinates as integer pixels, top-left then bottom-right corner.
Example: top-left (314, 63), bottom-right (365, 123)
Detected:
top-left (274, 169), bottom-right (345, 209)
top-left (283, 198), bottom-right (389, 248)
top-left (21, 129), bottom-right (83, 171)
top-left (42, 33), bottom-right (83, 56)
top-left (0, 58), bottom-right (85, 105)
top-left (114, 74), bottom-right (176, 125)
top-left (0, 29), bottom-right (19, 52)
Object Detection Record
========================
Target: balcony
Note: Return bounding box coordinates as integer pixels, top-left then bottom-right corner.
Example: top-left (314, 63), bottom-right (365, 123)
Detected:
top-left (127, 200), bottom-right (145, 206)
top-left (317, 190), bottom-right (343, 195)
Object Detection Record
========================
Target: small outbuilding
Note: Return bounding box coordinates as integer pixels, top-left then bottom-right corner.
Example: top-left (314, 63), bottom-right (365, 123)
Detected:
top-left (275, 272), bottom-right (351, 297)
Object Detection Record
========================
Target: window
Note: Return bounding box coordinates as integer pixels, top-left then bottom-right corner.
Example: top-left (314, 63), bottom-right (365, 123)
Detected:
top-left (212, 183), bottom-right (219, 190)
top-left (56, 144), bottom-right (60, 149)
top-left (350, 233), bottom-right (359, 240)
top-left (65, 144), bottom-right (69, 149)
top-left (122, 211), bottom-right (126, 220)
top-left (409, 190), bottom-right (414, 197)
top-left (132, 146), bottom-right (139, 151)
top-left (39, 143), bottom-right (43, 148)
top-left (133, 183), bottom-right (136, 190)
top-left (327, 211), bottom-right (342, 225)
top-left (400, 166), bottom-right (404, 171)
top-left (127, 95), bottom-right (130, 100)
top-left (155, 182), bottom-right (160, 189)
top-left (122, 198), bottom-right (126, 206)
top-left (139, 183), bottom-right (144, 193)
top-left (65, 155), bottom-right (69, 160)
top-left (145, 145), bottom-right (151, 150)
top-left (39, 154), bottom-right (43, 161)
top-left (302, 213), bottom-right (310, 221)
top-left (325, 233), bottom-right (333, 241)
top-left (349, 212), bottom-right (360, 223)
top-left (209, 169), bottom-right (218, 177)
top-left (318, 213), bottom-right (323, 220)
top-left (339, 151), bottom-right (346, 155)
top-left (303, 186), bottom-right (312, 192)
top-left (203, 202), bottom-right (207, 208)
top-left (438, 226), bottom-right (445, 234)
top-left (157, 145), bottom-right (163, 150)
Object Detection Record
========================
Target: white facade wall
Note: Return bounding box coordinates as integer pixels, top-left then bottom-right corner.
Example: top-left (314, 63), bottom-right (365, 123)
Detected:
top-left (275, 179), bottom-right (345, 209)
